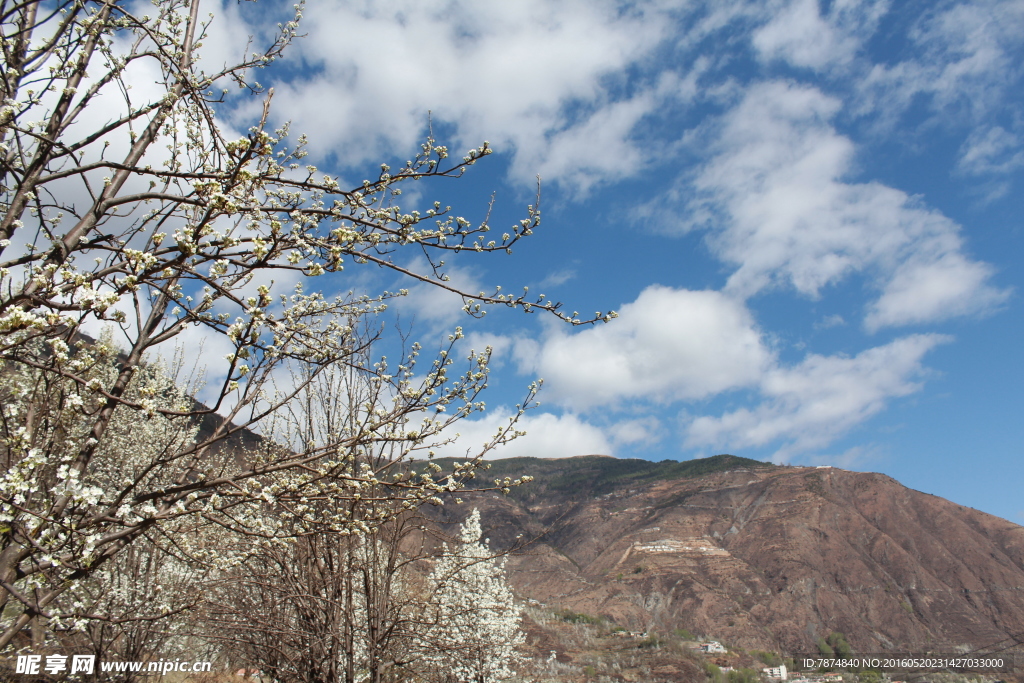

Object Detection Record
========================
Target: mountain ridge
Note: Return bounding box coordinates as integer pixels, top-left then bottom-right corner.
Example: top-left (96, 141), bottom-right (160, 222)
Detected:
top-left (431, 455), bottom-right (1024, 656)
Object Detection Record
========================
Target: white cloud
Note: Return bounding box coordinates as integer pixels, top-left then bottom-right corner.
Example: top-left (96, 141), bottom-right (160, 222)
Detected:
top-left (161, 324), bottom-right (240, 409)
top-left (504, 283), bottom-right (952, 459)
top-left (516, 286), bottom-right (771, 410)
top-left (193, 0), bottom-right (260, 77)
top-left (538, 268), bottom-right (577, 289)
top-left (391, 258), bottom-right (485, 330)
top-left (865, 250), bottom-right (1007, 331)
top-left (909, 0), bottom-right (1024, 112)
top-left (856, 0), bottom-right (1024, 124)
top-left (429, 409), bottom-right (612, 460)
top-left (525, 88), bottom-right (660, 195)
top-left (462, 332), bottom-right (515, 369)
top-left (754, 0), bottom-right (849, 69)
top-left (792, 443), bottom-right (885, 469)
top-left (63, 0), bottom-right (1011, 473)
top-left (608, 416), bottom-right (664, 448)
top-left (264, 0), bottom-right (675, 188)
top-left (814, 313), bottom-right (847, 330)
top-left (677, 80), bottom-right (1008, 328)
top-left (752, 0), bottom-right (889, 70)
top-left (958, 125), bottom-right (1024, 176)
top-left (686, 333), bottom-right (949, 457)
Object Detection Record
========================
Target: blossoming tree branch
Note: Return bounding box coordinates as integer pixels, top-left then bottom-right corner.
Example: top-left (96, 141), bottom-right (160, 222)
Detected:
top-left (0, 0), bottom-right (614, 652)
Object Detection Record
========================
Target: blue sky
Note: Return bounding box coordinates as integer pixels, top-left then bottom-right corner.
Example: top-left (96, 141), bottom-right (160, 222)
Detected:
top-left (214, 0), bottom-right (1023, 523)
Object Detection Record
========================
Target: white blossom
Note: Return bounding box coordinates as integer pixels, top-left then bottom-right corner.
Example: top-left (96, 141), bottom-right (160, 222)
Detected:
top-left (423, 509), bottom-right (524, 682)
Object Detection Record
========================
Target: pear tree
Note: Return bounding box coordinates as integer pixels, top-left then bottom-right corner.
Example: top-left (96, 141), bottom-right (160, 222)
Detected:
top-left (0, 0), bottom-right (614, 650)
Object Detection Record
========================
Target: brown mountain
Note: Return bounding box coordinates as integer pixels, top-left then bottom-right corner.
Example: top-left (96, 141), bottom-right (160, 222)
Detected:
top-left (440, 454), bottom-right (1024, 656)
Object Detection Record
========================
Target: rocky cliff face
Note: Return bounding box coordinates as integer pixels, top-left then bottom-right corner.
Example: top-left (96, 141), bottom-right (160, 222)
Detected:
top-left (441, 455), bottom-right (1024, 655)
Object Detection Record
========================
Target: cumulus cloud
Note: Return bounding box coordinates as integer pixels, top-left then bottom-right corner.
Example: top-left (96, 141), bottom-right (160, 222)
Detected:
top-left (176, 0), bottom-right (1013, 468)
top-left (685, 334), bottom-right (949, 457)
top-left (266, 0), bottom-right (675, 189)
top-left (462, 332), bottom-right (516, 370)
top-left (421, 288), bottom-right (953, 461)
top-left (676, 80), bottom-right (1008, 329)
top-left (194, 0), bottom-right (261, 77)
top-left (865, 250), bottom-right (1006, 330)
top-left (607, 416), bottom-right (665, 448)
top-left (515, 286), bottom-right (771, 410)
top-left (507, 283), bottom-right (949, 458)
top-left (429, 409), bottom-right (612, 460)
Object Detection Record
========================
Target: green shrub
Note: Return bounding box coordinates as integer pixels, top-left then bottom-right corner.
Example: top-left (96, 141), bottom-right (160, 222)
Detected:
top-left (556, 609), bottom-right (601, 624)
top-left (858, 671), bottom-right (882, 683)
top-left (706, 663), bottom-right (725, 683)
top-left (827, 632), bottom-right (852, 657)
top-left (728, 668), bottom-right (760, 683)
top-left (637, 634), bottom-right (663, 649)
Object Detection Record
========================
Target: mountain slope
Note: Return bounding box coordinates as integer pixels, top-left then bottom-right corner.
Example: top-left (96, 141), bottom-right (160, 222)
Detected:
top-left (442, 455), bottom-right (1024, 654)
